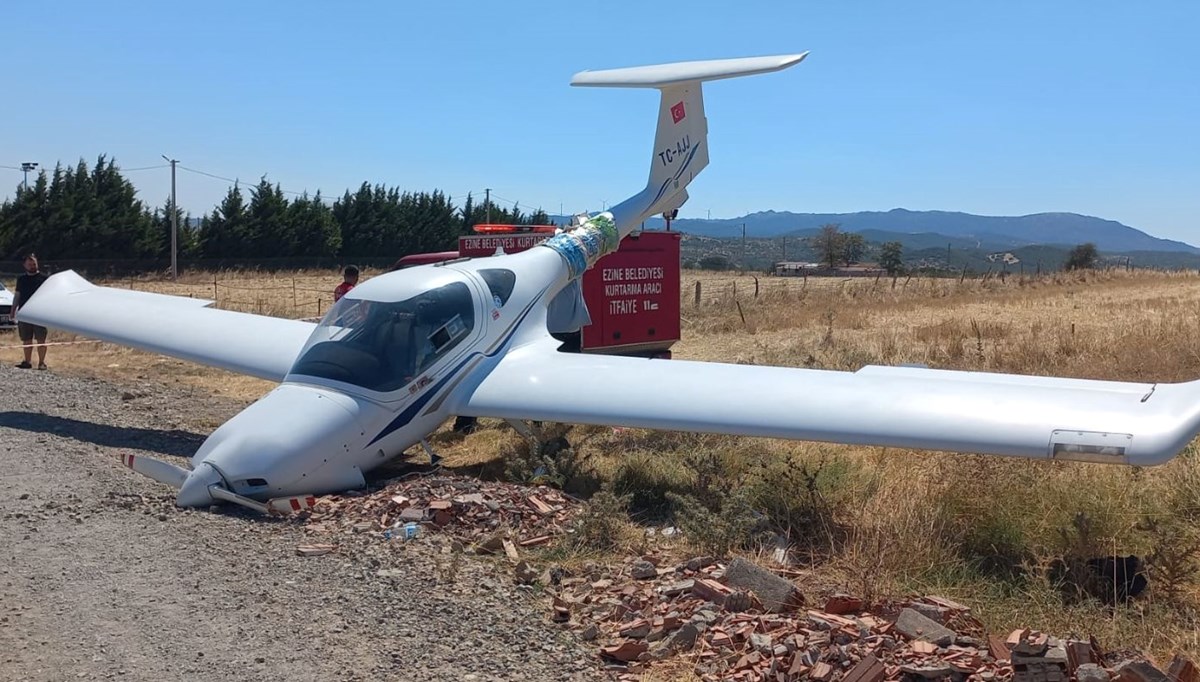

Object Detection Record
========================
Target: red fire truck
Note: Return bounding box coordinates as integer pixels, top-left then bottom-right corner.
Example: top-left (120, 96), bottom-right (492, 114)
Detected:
top-left (394, 224), bottom-right (681, 359)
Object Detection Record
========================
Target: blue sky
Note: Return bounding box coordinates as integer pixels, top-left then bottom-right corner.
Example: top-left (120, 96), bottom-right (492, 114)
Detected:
top-left (2, 1), bottom-right (1198, 242)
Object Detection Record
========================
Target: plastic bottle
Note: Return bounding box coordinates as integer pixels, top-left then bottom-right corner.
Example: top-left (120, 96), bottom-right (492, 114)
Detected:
top-left (383, 522), bottom-right (420, 541)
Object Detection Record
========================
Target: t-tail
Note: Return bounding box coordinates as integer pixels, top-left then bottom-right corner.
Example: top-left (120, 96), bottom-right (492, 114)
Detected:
top-left (540, 53), bottom-right (807, 280)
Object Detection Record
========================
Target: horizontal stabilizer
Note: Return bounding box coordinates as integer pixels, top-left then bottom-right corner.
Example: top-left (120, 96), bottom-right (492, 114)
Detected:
top-left (571, 53), bottom-right (808, 88)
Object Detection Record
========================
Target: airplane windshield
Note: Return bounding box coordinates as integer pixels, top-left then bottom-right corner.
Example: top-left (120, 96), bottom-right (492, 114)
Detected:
top-left (289, 282), bottom-right (476, 393)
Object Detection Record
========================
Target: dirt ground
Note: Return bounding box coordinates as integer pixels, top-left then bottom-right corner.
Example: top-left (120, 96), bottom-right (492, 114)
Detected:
top-left (0, 364), bottom-right (603, 682)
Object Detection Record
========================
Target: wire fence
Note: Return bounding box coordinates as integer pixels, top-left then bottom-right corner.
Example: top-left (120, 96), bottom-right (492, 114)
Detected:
top-left (112, 272), bottom-right (349, 321)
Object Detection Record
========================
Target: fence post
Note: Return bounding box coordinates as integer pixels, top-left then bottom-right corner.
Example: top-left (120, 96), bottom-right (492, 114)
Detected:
top-left (317, 297), bottom-right (322, 316)
top-left (292, 277), bottom-right (297, 308)
top-left (753, 276), bottom-right (759, 298)
top-left (693, 281), bottom-right (701, 308)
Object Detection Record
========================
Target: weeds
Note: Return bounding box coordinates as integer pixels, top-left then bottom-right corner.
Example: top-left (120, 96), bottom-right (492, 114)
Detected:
top-left (573, 486), bottom-right (634, 552)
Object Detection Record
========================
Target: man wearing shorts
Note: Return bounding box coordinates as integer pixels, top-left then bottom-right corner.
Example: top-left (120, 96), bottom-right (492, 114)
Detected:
top-left (13, 253), bottom-right (49, 370)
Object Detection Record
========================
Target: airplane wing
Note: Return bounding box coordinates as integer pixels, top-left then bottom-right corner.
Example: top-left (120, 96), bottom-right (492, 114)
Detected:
top-left (16, 270), bottom-right (316, 381)
top-left (457, 340), bottom-right (1200, 467)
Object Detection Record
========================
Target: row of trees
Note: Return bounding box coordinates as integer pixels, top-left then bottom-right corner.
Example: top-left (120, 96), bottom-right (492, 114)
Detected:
top-left (0, 157), bottom-right (550, 261)
top-left (813, 223), bottom-right (904, 275)
top-left (815, 223), bottom-right (1102, 274)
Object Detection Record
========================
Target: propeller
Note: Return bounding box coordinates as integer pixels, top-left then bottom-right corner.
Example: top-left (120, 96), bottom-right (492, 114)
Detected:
top-left (119, 453), bottom-right (188, 488)
top-left (116, 452), bottom-right (315, 515)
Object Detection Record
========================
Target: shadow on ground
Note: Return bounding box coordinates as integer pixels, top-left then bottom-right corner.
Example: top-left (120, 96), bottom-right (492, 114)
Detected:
top-left (0, 412), bottom-right (206, 458)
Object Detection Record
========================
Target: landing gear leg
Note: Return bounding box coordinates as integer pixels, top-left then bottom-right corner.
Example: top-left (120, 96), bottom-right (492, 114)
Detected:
top-left (505, 420), bottom-right (571, 458)
top-left (420, 439), bottom-right (442, 466)
top-left (505, 419), bottom-right (543, 445)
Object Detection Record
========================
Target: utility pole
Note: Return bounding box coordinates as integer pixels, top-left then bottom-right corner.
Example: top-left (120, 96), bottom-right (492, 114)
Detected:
top-left (485, 188), bottom-right (491, 224)
top-left (782, 236), bottom-right (787, 261)
top-left (162, 155), bottom-right (178, 280)
top-left (20, 162), bottom-right (37, 190)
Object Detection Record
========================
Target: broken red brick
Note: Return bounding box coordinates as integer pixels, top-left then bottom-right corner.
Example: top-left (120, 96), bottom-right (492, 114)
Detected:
top-left (600, 641), bottom-right (647, 663)
top-left (518, 534), bottom-right (551, 547)
top-left (912, 641), bottom-right (938, 655)
top-left (690, 578), bottom-right (732, 605)
top-left (989, 635), bottom-right (1012, 662)
top-left (1168, 654), bottom-right (1200, 682)
top-left (844, 654), bottom-right (886, 682)
top-left (528, 495), bottom-right (554, 515)
top-left (824, 593), bottom-right (864, 615)
top-left (1007, 629), bottom-right (1030, 647)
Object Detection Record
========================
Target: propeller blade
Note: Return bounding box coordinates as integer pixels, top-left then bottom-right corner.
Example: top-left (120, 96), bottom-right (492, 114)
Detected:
top-left (119, 453), bottom-right (188, 488)
top-left (268, 495), bottom-right (318, 514)
top-left (208, 485), bottom-right (270, 514)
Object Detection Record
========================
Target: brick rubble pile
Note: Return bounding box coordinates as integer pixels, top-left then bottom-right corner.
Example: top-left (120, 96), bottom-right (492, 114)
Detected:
top-left (293, 474), bottom-right (1198, 682)
top-left (302, 474), bottom-right (581, 550)
top-left (547, 555), bottom-right (1198, 682)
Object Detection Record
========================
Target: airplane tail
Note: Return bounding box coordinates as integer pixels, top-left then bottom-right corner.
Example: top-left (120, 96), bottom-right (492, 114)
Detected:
top-left (571, 53), bottom-right (808, 222)
top-left (540, 54), bottom-right (807, 281)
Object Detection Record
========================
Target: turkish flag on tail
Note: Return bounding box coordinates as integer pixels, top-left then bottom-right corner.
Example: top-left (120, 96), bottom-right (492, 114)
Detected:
top-left (670, 101), bottom-right (686, 124)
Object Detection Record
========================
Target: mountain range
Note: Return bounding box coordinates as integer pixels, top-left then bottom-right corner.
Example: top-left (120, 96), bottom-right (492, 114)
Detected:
top-left (637, 208), bottom-right (1197, 255)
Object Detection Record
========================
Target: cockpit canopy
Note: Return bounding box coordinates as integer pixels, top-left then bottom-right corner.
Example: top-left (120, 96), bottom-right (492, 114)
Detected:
top-left (288, 280), bottom-right (476, 393)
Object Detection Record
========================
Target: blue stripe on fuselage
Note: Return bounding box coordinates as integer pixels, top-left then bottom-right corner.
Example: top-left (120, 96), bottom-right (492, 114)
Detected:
top-left (650, 142), bottom-right (701, 207)
top-left (365, 293), bottom-right (543, 447)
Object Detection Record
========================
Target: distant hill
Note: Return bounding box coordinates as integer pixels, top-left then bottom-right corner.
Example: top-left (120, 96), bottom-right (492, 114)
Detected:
top-left (636, 208), bottom-right (1197, 255)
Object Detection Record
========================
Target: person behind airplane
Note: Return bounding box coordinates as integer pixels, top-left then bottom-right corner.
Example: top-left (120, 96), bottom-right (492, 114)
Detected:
top-left (13, 253), bottom-right (50, 370)
top-left (333, 265), bottom-right (359, 302)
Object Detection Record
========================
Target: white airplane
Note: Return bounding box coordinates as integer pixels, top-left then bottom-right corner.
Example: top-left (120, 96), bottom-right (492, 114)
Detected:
top-left (18, 54), bottom-right (1199, 514)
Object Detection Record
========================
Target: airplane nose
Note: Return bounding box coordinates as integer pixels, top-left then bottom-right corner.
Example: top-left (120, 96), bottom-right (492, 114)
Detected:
top-left (191, 384), bottom-right (370, 498)
top-left (176, 462), bottom-right (223, 507)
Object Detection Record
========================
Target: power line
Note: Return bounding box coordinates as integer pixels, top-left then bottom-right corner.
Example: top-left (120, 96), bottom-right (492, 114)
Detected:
top-left (178, 165), bottom-right (241, 184)
top-left (0, 165), bottom-right (22, 171)
top-left (489, 192), bottom-right (552, 212)
top-left (120, 164), bottom-right (170, 172)
top-left (179, 164), bottom-right (326, 198)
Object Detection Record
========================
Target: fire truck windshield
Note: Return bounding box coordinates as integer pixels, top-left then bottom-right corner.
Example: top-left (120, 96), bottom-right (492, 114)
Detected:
top-left (288, 282), bottom-right (475, 393)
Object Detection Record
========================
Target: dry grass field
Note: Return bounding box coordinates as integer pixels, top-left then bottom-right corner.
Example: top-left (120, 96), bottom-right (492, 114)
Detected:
top-left (14, 266), bottom-right (1200, 661)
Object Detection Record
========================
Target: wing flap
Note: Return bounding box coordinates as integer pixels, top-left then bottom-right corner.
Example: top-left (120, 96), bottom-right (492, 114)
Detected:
top-left (458, 342), bottom-right (1200, 467)
top-left (17, 271), bottom-right (315, 381)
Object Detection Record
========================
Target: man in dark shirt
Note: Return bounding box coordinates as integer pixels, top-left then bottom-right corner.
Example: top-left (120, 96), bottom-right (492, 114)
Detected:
top-left (13, 253), bottom-right (49, 370)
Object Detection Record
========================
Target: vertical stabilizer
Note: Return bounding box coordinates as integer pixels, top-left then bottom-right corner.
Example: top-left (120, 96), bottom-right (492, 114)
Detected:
top-left (647, 83), bottom-right (709, 211)
top-left (571, 53), bottom-right (807, 221)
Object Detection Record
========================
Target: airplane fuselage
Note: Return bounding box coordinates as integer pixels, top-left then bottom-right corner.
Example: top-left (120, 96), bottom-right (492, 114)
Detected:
top-left (184, 245), bottom-right (572, 503)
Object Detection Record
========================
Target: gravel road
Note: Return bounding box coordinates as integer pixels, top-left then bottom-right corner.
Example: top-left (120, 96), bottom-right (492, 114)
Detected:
top-left (0, 365), bottom-right (604, 682)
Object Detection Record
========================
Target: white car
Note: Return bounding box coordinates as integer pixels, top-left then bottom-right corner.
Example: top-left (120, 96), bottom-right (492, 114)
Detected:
top-left (0, 282), bottom-right (15, 327)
